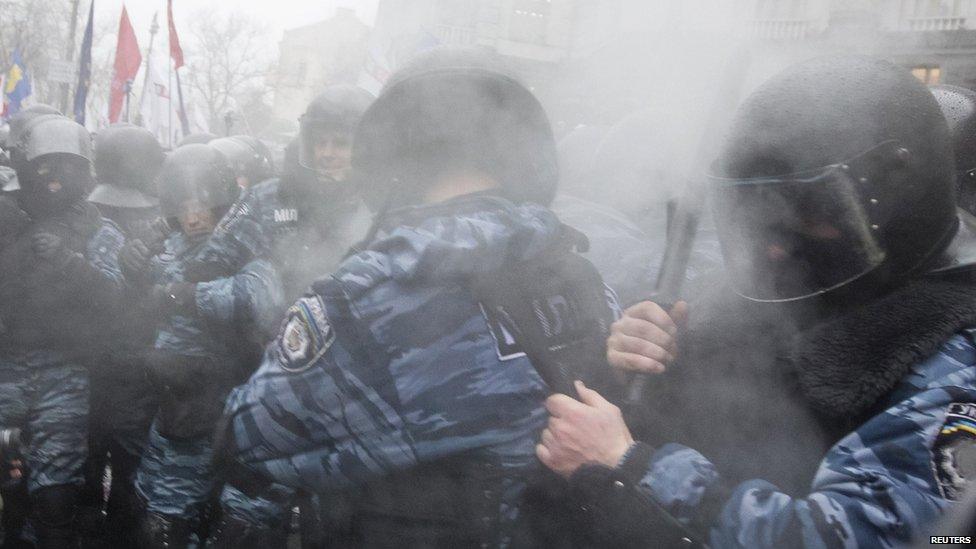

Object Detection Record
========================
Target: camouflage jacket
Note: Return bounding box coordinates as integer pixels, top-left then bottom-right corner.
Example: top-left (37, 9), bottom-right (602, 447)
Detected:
top-left (619, 329), bottom-right (976, 548)
top-left (0, 201), bottom-right (125, 356)
top-left (150, 231), bottom-right (282, 359)
top-left (197, 178), bottom-right (370, 304)
top-left (222, 194), bottom-right (573, 529)
top-left (596, 275), bottom-right (976, 548)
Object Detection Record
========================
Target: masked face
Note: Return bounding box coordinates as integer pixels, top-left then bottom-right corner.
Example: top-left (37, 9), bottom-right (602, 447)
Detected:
top-left (177, 199), bottom-right (218, 238)
top-left (19, 156), bottom-right (90, 218)
top-left (312, 131), bottom-right (353, 182)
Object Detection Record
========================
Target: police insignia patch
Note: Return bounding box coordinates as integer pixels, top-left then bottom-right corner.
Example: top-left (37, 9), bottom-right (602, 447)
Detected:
top-left (276, 296), bottom-right (335, 373)
top-left (934, 402), bottom-right (976, 500)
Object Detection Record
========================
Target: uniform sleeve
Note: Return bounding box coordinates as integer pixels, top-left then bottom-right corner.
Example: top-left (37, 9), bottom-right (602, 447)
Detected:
top-left (627, 364), bottom-right (976, 548)
top-left (221, 291), bottom-right (418, 493)
top-left (68, 220), bottom-right (126, 309)
top-left (195, 258), bottom-right (284, 337)
top-left (198, 188), bottom-right (271, 272)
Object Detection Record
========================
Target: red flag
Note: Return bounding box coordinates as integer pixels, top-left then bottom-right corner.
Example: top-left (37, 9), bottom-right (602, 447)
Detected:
top-left (109, 5), bottom-right (141, 123)
top-left (168, 0), bottom-right (184, 69)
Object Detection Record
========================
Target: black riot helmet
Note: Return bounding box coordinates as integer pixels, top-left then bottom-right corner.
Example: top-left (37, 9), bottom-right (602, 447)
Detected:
top-left (157, 144), bottom-right (238, 223)
top-left (353, 47), bottom-right (559, 211)
top-left (90, 124), bottom-right (165, 209)
top-left (7, 105), bottom-right (64, 172)
top-left (14, 115), bottom-right (94, 218)
top-left (209, 135), bottom-right (275, 187)
top-left (931, 85), bottom-right (976, 216)
top-left (298, 85), bottom-right (373, 181)
top-left (708, 55), bottom-right (958, 303)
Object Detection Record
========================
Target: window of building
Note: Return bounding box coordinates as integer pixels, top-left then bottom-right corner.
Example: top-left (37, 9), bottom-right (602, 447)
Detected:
top-left (911, 65), bottom-right (942, 84)
top-left (510, 0), bottom-right (551, 44)
top-left (296, 61), bottom-right (307, 85)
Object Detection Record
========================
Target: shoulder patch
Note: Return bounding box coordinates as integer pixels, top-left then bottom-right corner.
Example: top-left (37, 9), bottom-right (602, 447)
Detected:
top-left (276, 295), bottom-right (335, 373)
top-left (934, 402), bottom-right (976, 500)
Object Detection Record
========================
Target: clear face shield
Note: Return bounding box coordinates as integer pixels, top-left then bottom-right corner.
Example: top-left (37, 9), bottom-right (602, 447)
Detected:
top-left (708, 142), bottom-right (900, 302)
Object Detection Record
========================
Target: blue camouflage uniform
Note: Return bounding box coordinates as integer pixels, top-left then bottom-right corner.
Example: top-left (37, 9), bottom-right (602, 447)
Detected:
top-left (623, 329), bottom-right (976, 548)
top-left (134, 231), bottom-right (282, 522)
top-left (193, 177), bottom-right (368, 529)
top-left (221, 194), bottom-right (580, 544)
top-left (197, 177), bottom-right (370, 303)
top-left (573, 277), bottom-right (976, 549)
top-left (0, 204), bottom-right (125, 493)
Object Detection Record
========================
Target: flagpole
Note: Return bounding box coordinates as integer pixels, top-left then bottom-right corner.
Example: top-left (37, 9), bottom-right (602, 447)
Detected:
top-left (139, 13), bottom-right (159, 127)
top-left (168, 39), bottom-right (173, 147)
top-left (59, 0), bottom-right (81, 113)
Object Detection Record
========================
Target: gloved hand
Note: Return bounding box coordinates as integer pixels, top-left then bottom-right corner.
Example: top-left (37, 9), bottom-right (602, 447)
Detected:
top-left (31, 231), bottom-right (68, 259)
top-left (119, 239), bottom-right (152, 281)
top-left (31, 231), bottom-right (79, 272)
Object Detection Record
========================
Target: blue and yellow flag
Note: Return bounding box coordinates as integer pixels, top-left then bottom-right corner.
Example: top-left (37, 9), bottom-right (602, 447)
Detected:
top-left (3, 49), bottom-right (31, 118)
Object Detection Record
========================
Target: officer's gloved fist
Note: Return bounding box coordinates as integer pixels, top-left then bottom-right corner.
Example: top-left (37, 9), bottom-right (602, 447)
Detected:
top-left (148, 217), bottom-right (172, 244)
top-left (150, 282), bottom-right (197, 316)
top-left (119, 239), bottom-right (152, 279)
top-left (31, 232), bottom-right (71, 263)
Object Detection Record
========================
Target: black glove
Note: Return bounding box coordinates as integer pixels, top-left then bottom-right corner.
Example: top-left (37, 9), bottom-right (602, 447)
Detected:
top-left (148, 217), bottom-right (172, 244)
top-left (120, 239), bottom-right (152, 282)
top-left (31, 232), bottom-right (75, 268)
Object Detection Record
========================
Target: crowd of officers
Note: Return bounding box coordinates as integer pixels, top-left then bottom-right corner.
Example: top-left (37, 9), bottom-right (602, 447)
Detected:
top-left (1, 46), bottom-right (976, 548)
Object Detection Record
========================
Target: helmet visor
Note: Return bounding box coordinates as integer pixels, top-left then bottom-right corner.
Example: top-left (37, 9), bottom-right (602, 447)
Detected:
top-left (709, 153), bottom-right (889, 302)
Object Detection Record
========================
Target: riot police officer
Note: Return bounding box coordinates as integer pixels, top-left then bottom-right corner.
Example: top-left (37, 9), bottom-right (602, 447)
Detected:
top-left (122, 144), bottom-right (282, 549)
top-left (80, 123), bottom-right (168, 547)
top-left (199, 87), bottom-right (373, 547)
top-left (0, 115), bottom-right (125, 548)
top-left (537, 55), bottom-right (976, 548)
top-left (217, 47), bottom-right (621, 547)
top-left (196, 86), bottom-right (373, 305)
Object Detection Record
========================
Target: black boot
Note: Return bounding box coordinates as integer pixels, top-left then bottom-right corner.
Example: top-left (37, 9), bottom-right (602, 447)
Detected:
top-left (30, 484), bottom-right (79, 549)
top-left (1, 481), bottom-right (31, 549)
top-left (208, 512), bottom-right (288, 549)
top-left (103, 446), bottom-right (142, 548)
top-left (138, 511), bottom-right (195, 549)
